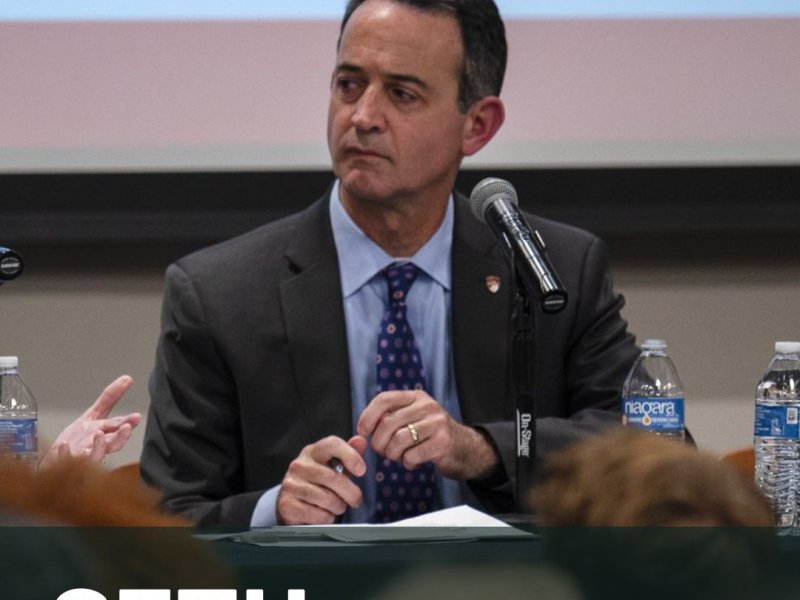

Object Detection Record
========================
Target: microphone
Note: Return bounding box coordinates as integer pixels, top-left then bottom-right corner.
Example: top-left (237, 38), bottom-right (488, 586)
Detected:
top-left (0, 247), bottom-right (24, 282)
top-left (470, 178), bottom-right (567, 313)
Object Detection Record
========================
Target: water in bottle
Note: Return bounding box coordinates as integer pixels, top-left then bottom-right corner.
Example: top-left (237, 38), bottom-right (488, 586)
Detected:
top-left (0, 356), bottom-right (38, 470)
top-left (754, 341), bottom-right (800, 529)
top-left (621, 339), bottom-right (686, 441)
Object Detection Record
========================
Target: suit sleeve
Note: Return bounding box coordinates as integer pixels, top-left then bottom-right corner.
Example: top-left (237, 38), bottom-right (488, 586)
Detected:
top-left (472, 236), bottom-right (639, 512)
top-left (140, 263), bottom-right (263, 527)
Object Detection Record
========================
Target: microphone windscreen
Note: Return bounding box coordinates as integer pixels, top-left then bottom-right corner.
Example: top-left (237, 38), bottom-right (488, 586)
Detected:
top-left (469, 177), bottom-right (518, 223)
top-left (0, 247), bottom-right (23, 281)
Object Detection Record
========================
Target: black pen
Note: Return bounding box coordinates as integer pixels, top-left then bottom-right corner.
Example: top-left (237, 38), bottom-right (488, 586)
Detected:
top-left (329, 458), bottom-right (345, 474)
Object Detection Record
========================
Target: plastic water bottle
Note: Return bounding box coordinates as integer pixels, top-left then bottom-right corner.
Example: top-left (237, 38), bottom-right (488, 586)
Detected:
top-left (621, 339), bottom-right (685, 441)
top-left (754, 341), bottom-right (800, 529)
top-left (0, 356), bottom-right (38, 470)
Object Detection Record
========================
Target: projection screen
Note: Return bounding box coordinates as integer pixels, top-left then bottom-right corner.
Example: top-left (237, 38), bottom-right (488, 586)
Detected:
top-left (1, 1), bottom-right (798, 173)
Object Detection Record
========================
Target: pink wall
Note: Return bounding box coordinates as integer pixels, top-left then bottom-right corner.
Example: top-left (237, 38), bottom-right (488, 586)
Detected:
top-left (1, 18), bottom-right (798, 170)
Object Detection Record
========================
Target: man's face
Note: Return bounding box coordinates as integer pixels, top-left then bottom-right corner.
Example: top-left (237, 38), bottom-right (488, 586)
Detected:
top-left (327, 0), bottom-right (468, 208)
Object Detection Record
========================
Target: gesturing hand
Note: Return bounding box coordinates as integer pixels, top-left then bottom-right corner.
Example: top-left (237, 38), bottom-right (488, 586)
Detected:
top-left (39, 375), bottom-right (142, 471)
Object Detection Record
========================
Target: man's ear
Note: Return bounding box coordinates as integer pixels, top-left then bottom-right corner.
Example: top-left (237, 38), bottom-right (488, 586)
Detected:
top-left (462, 96), bottom-right (505, 157)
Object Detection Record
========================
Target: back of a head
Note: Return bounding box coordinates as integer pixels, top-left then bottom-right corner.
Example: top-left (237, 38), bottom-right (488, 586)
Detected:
top-left (532, 428), bottom-right (772, 527)
top-left (530, 430), bottom-right (778, 600)
top-left (0, 457), bottom-right (234, 595)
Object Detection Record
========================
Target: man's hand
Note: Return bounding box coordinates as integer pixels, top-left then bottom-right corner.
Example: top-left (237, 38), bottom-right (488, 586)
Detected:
top-left (277, 435), bottom-right (368, 525)
top-left (357, 391), bottom-right (498, 480)
top-left (39, 375), bottom-right (142, 471)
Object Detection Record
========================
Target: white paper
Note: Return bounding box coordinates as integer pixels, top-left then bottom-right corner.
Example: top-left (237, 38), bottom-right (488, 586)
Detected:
top-left (385, 505), bottom-right (511, 527)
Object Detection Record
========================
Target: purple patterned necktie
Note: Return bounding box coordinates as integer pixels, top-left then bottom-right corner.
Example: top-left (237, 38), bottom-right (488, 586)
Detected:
top-left (373, 262), bottom-right (439, 523)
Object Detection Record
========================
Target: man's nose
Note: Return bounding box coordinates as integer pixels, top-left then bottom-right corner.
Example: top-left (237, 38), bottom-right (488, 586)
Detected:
top-left (351, 86), bottom-right (386, 132)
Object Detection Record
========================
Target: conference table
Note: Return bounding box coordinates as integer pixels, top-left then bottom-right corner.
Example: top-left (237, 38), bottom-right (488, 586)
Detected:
top-left (207, 523), bottom-right (543, 598)
top-left (205, 523), bottom-right (800, 599)
top-left (5, 520), bottom-right (800, 599)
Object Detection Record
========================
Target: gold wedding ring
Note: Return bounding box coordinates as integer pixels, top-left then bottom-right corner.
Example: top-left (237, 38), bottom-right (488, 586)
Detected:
top-left (407, 423), bottom-right (420, 444)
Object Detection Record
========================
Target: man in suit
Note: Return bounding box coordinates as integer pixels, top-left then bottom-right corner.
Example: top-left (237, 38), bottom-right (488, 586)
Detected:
top-left (141, 0), bottom-right (638, 527)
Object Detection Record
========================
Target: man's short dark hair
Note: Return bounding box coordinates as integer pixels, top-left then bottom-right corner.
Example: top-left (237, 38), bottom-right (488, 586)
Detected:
top-left (339, 0), bottom-right (507, 113)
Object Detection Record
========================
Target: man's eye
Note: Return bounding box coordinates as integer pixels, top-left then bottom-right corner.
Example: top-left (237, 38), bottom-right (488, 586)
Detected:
top-left (337, 79), bottom-right (359, 93)
top-left (392, 88), bottom-right (415, 102)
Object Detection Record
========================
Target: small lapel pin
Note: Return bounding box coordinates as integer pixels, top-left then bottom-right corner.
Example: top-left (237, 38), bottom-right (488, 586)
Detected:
top-left (485, 275), bottom-right (501, 294)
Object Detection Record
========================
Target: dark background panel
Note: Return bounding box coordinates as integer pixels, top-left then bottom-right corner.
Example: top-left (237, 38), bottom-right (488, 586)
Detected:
top-left (1, 166), bottom-right (798, 270)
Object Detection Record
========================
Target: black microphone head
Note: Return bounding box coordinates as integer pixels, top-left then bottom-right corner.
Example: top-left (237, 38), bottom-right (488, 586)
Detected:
top-left (0, 247), bottom-right (23, 282)
top-left (469, 177), bottom-right (518, 223)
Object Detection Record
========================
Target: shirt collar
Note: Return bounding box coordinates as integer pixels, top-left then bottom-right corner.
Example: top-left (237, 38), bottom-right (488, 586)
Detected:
top-left (329, 180), bottom-right (453, 298)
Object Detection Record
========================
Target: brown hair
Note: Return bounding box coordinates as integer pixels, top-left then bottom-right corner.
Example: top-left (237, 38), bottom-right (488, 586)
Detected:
top-left (0, 457), bottom-right (234, 595)
top-left (0, 456), bottom-right (187, 526)
top-left (531, 428), bottom-right (772, 527)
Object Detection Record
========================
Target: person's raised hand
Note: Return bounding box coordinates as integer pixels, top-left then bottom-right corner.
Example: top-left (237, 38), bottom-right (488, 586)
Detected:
top-left (39, 375), bottom-right (142, 471)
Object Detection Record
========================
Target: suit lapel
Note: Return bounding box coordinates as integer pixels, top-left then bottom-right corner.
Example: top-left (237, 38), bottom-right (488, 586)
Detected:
top-left (277, 191), bottom-right (511, 439)
top-left (451, 195), bottom-right (514, 424)
top-left (280, 194), bottom-right (353, 442)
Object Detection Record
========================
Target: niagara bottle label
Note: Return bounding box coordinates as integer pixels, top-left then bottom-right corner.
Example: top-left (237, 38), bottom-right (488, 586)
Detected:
top-left (622, 397), bottom-right (685, 433)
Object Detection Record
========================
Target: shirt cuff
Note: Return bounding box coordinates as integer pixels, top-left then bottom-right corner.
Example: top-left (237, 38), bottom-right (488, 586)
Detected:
top-left (250, 484), bottom-right (282, 527)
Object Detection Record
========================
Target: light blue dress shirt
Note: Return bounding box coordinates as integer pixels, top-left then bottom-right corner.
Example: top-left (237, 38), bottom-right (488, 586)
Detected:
top-left (251, 181), bottom-right (464, 526)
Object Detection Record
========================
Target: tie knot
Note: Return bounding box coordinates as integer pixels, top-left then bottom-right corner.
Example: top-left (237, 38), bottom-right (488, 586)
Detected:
top-left (382, 262), bottom-right (419, 305)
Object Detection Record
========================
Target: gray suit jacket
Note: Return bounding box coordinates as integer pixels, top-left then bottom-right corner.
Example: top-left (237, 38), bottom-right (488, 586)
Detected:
top-left (141, 188), bottom-right (638, 526)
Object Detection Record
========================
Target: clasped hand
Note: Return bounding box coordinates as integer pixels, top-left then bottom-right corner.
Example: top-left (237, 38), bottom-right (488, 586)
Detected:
top-left (277, 390), bottom-right (497, 524)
